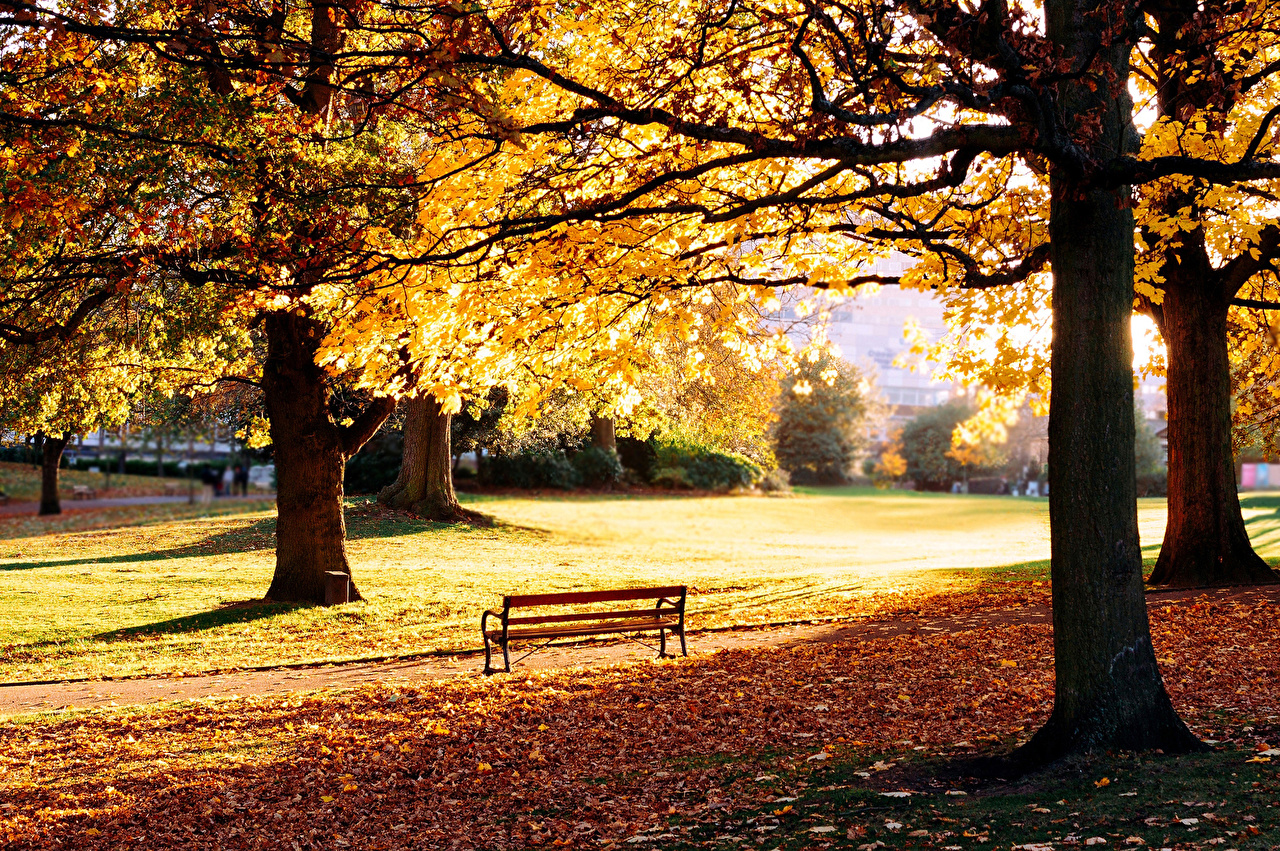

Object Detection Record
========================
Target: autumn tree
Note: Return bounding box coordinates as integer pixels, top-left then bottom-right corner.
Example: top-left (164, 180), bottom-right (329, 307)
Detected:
top-left (379, 0), bottom-right (1280, 759)
top-left (378, 394), bottom-right (479, 523)
top-left (11, 0), bottom-right (1280, 757)
top-left (880, 1), bottom-right (1280, 587)
top-left (1127, 2), bottom-right (1280, 587)
top-left (0, 1), bottom-right (465, 602)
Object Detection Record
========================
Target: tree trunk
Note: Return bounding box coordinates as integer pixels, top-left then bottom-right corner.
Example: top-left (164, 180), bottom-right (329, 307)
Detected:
top-left (1148, 283), bottom-right (1276, 586)
top-left (1022, 0), bottom-right (1202, 762)
top-left (379, 395), bottom-right (481, 522)
top-left (590, 415), bottom-right (616, 452)
top-left (261, 311), bottom-right (396, 604)
top-left (39, 433), bottom-right (68, 516)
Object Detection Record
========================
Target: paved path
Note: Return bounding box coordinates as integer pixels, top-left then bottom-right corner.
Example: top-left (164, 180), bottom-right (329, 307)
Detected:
top-left (0, 615), bottom-right (1022, 718)
top-left (4, 585), bottom-right (1274, 718)
top-left (0, 494), bottom-right (273, 516)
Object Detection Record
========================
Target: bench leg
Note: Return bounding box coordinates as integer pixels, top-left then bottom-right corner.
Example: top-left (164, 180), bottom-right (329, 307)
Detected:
top-left (679, 628), bottom-right (687, 657)
top-left (483, 634), bottom-right (495, 676)
top-left (502, 639), bottom-right (511, 673)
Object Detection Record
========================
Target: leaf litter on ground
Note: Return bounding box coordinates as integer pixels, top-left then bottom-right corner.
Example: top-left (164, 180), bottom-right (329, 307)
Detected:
top-left (0, 590), bottom-right (1277, 849)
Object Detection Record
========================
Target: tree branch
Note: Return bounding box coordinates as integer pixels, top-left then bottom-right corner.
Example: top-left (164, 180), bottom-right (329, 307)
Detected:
top-left (1232, 297), bottom-right (1280, 311)
top-left (0, 287), bottom-right (116, 345)
top-left (340, 396), bottom-right (397, 457)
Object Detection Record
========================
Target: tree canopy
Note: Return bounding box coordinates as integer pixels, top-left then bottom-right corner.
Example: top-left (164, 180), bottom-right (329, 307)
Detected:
top-left (9, 0), bottom-right (1280, 759)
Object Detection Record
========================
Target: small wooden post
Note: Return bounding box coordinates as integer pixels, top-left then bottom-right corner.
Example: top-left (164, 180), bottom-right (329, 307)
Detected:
top-left (324, 571), bottom-right (350, 606)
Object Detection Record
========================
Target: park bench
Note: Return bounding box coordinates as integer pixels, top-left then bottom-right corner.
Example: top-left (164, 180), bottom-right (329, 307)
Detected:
top-left (71, 485), bottom-right (97, 500)
top-left (163, 482), bottom-right (183, 496)
top-left (482, 585), bottom-right (687, 674)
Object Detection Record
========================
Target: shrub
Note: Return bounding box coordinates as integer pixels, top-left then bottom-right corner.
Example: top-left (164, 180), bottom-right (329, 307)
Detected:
top-left (570, 446), bottom-right (624, 488)
top-left (70, 457), bottom-right (182, 478)
top-left (484, 450), bottom-right (581, 489)
top-left (1136, 471), bottom-right (1168, 498)
top-left (759, 468), bottom-right (792, 493)
top-left (651, 438), bottom-right (762, 491)
top-left (616, 436), bottom-right (657, 480)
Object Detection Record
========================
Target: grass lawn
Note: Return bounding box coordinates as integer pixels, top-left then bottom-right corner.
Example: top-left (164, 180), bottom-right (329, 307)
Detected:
top-left (0, 461), bottom-right (189, 503)
top-left (2, 591), bottom-right (1277, 849)
top-left (1, 488), bottom-right (1279, 681)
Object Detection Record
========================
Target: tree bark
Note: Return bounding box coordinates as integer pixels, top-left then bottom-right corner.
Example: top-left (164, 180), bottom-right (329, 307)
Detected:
top-left (379, 395), bottom-right (482, 522)
top-left (1147, 281), bottom-right (1276, 586)
top-left (39, 433), bottom-right (68, 516)
top-left (1021, 0), bottom-right (1203, 762)
top-left (590, 415), bottom-right (616, 452)
top-left (261, 311), bottom-right (396, 604)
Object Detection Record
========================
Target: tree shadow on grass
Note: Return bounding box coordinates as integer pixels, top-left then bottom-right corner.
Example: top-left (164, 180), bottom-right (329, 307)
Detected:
top-left (90, 599), bottom-right (302, 643)
top-left (1, 504), bottom-right (538, 572)
top-left (6, 599), bottom-right (303, 656)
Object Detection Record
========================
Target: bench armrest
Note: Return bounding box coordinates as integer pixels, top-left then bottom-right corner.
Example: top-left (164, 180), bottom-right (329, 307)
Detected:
top-left (481, 609), bottom-right (506, 635)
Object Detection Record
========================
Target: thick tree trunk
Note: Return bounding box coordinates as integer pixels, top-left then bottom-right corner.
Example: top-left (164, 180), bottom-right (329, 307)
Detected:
top-left (1022, 0), bottom-right (1202, 762)
top-left (1148, 285), bottom-right (1276, 586)
top-left (261, 311), bottom-right (396, 604)
top-left (379, 395), bottom-right (481, 522)
top-left (39, 433), bottom-right (68, 516)
top-left (590, 415), bottom-right (616, 452)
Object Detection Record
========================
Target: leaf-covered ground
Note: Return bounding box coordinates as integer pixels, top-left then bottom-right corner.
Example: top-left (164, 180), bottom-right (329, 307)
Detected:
top-left (2, 591), bottom-right (1276, 850)
top-left (4, 490), bottom-right (1276, 682)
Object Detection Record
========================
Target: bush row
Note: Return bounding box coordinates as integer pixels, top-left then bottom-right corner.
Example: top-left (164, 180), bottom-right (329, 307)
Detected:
top-left (484, 446), bottom-right (624, 490)
top-left (484, 438), bottom-right (763, 492)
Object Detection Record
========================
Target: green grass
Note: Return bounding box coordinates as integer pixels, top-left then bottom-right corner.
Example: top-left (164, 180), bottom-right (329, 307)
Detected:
top-left (0, 460), bottom-right (188, 502)
top-left (671, 740), bottom-right (1280, 849)
top-left (1, 489), bottom-right (1279, 682)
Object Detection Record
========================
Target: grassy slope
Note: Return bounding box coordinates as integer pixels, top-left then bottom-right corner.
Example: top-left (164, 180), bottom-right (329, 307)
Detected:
top-left (0, 461), bottom-right (189, 502)
top-left (1, 489), bottom-right (1278, 681)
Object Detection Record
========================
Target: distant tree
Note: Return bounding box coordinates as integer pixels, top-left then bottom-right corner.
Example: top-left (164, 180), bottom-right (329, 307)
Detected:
top-left (872, 429), bottom-right (908, 488)
top-left (899, 402), bottom-right (975, 491)
top-left (378, 394), bottom-right (484, 523)
top-left (775, 356), bottom-right (869, 485)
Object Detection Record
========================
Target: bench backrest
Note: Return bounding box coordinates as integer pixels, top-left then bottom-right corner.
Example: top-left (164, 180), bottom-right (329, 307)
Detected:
top-left (504, 585), bottom-right (685, 610)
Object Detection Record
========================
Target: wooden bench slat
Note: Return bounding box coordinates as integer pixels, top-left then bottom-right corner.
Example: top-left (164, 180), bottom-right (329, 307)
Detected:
top-left (504, 586), bottom-right (686, 608)
top-left (504, 606), bottom-right (679, 627)
top-left (483, 584), bottom-right (687, 673)
top-left (493, 617), bottom-right (679, 641)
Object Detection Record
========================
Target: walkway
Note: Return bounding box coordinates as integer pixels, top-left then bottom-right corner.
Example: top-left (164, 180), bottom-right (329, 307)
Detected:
top-left (5, 585), bottom-right (1273, 718)
top-left (0, 611), bottom-right (1035, 717)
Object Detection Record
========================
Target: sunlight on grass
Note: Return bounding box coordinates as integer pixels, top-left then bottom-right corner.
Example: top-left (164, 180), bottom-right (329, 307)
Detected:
top-left (2, 489), bottom-right (1278, 681)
